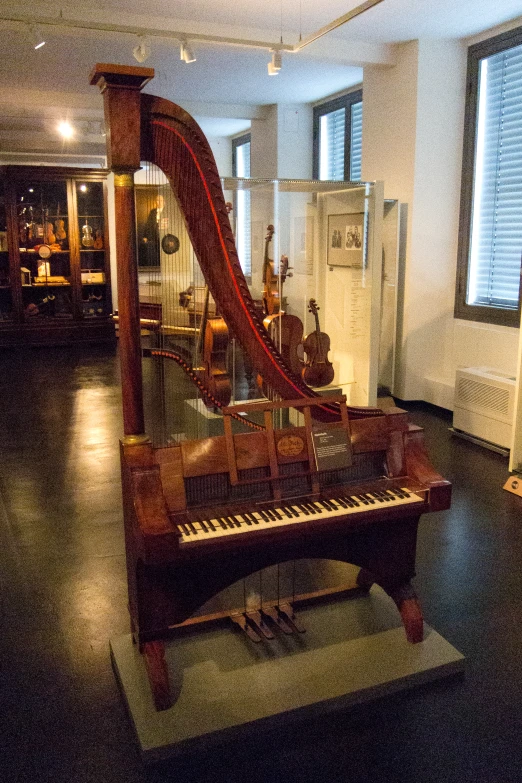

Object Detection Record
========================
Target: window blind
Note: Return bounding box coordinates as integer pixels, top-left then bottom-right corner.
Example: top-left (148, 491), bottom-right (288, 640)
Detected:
top-left (350, 101), bottom-right (363, 180)
top-left (235, 141), bottom-right (251, 276)
top-left (468, 43), bottom-right (522, 309)
top-left (319, 108), bottom-right (346, 180)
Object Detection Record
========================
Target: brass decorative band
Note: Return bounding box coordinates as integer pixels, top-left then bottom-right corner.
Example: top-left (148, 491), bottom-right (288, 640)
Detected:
top-left (114, 173), bottom-right (134, 188)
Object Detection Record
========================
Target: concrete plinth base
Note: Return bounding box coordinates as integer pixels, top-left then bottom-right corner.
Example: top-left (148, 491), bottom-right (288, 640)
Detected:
top-left (110, 588), bottom-right (464, 761)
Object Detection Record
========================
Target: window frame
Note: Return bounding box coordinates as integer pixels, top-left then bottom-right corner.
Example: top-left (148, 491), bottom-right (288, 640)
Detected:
top-left (312, 89), bottom-right (362, 181)
top-left (455, 26), bottom-right (522, 327)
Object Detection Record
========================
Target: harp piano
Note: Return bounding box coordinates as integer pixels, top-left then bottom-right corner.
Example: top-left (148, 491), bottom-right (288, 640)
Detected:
top-left (90, 64), bottom-right (451, 711)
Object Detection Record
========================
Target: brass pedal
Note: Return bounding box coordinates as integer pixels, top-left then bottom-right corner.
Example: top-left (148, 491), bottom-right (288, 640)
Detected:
top-left (230, 613), bottom-right (262, 643)
top-left (246, 610), bottom-right (275, 640)
top-left (277, 603), bottom-right (306, 634)
top-left (261, 605), bottom-right (295, 635)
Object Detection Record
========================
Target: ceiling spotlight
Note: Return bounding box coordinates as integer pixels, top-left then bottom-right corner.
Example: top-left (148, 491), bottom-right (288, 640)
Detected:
top-left (133, 37), bottom-right (151, 63)
top-left (268, 49), bottom-right (282, 76)
top-left (180, 40), bottom-right (196, 64)
top-left (57, 121), bottom-right (74, 140)
top-left (29, 24), bottom-right (46, 50)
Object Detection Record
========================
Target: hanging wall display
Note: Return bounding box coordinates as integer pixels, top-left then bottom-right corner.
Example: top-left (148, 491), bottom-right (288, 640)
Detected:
top-left (327, 212), bottom-right (365, 268)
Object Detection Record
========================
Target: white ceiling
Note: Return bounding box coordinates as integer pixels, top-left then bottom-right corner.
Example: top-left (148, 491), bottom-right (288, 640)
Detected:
top-left (0, 0), bottom-right (521, 162)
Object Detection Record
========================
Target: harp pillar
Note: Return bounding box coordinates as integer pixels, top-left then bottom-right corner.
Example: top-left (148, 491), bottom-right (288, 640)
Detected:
top-left (89, 63), bottom-right (154, 437)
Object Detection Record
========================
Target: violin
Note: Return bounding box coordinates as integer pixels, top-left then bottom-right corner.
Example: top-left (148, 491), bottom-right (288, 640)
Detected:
top-left (302, 298), bottom-right (334, 388)
top-left (93, 229), bottom-right (104, 249)
top-left (82, 222), bottom-right (94, 248)
top-left (54, 219), bottom-right (66, 242)
top-left (55, 203), bottom-right (67, 243)
top-left (44, 210), bottom-right (56, 245)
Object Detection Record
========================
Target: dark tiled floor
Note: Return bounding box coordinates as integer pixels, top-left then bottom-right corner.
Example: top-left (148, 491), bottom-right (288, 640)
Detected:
top-left (1, 344), bottom-right (522, 783)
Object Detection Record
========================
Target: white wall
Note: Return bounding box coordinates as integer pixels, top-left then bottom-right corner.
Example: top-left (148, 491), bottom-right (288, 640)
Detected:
top-left (207, 136), bottom-right (232, 177)
top-left (363, 38), bottom-right (519, 408)
top-left (251, 104), bottom-right (313, 180)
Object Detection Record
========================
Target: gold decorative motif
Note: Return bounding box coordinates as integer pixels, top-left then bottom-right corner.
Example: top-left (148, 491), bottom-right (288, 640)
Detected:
top-left (277, 435), bottom-right (305, 457)
top-left (114, 174), bottom-right (134, 188)
top-left (121, 434), bottom-right (151, 446)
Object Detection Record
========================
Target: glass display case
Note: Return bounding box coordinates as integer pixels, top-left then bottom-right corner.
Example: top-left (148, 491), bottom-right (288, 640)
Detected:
top-left (137, 167), bottom-right (384, 447)
top-left (0, 167), bottom-right (114, 345)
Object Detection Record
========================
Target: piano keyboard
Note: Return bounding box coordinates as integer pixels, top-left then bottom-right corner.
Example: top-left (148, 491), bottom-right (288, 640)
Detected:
top-left (175, 487), bottom-right (423, 544)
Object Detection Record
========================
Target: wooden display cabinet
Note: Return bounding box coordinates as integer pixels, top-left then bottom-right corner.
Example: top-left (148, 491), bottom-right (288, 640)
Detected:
top-left (0, 166), bottom-right (114, 345)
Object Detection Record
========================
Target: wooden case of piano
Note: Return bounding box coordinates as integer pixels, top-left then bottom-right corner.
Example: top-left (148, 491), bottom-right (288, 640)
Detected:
top-left (122, 396), bottom-right (450, 710)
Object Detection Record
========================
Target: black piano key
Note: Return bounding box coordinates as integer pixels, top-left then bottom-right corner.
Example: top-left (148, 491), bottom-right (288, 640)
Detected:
top-left (280, 506), bottom-right (294, 518)
top-left (294, 504), bottom-right (308, 515)
top-left (320, 499), bottom-right (334, 510)
top-left (351, 495), bottom-right (367, 505)
top-left (258, 509), bottom-right (271, 522)
top-left (245, 511), bottom-right (259, 524)
top-left (182, 523), bottom-right (192, 535)
top-left (361, 494), bottom-right (375, 504)
top-left (228, 516), bottom-right (241, 528)
top-left (238, 514), bottom-right (252, 526)
top-left (187, 521), bottom-right (198, 534)
top-left (202, 519), bottom-right (213, 532)
top-left (271, 508), bottom-right (283, 520)
top-left (303, 503), bottom-right (316, 514)
top-left (385, 489), bottom-right (400, 499)
top-left (333, 496), bottom-right (347, 508)
top-left (219, 517), bottom-right (232, 529)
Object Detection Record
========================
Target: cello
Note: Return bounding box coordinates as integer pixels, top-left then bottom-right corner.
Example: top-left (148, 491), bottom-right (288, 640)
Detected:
top-left (197, 286), bottom-right (231, 408)
top-left (302, 298), bottom-right (334, 387)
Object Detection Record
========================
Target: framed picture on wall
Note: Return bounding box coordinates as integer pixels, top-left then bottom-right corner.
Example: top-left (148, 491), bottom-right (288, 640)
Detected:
top-left (327, 212), bottom-right (365, 268)
top-left (135, 185), bottom-right (172, 268)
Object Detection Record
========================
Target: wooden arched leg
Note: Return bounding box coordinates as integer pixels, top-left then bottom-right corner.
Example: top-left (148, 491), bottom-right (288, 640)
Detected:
top-left (356, 567), bottom-right (375, 592)
top-left (141, 640), bottom-right (172, 711)
top-left (386, 583), bottom-right (424, 644)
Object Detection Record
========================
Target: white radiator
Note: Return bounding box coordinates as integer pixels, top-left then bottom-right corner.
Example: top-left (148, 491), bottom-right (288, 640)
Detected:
top-left (453, 367), bottom-right (516, 449)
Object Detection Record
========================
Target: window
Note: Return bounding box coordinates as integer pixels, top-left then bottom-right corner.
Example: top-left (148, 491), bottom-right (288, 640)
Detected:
top-left (456, 27), bottom-right (522, 327)
top-left (313, 90), bottom-right (363, 181)
top-left (232, 133), bottom-right (251, 276)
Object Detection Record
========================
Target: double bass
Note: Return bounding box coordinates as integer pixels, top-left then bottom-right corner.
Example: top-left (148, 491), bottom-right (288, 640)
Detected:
top-left (302, 299), bottom-right (334, 387)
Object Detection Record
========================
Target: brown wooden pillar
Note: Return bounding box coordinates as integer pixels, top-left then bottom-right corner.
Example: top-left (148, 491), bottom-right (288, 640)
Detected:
top-left (89, 64), bottom-right (154, 437)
